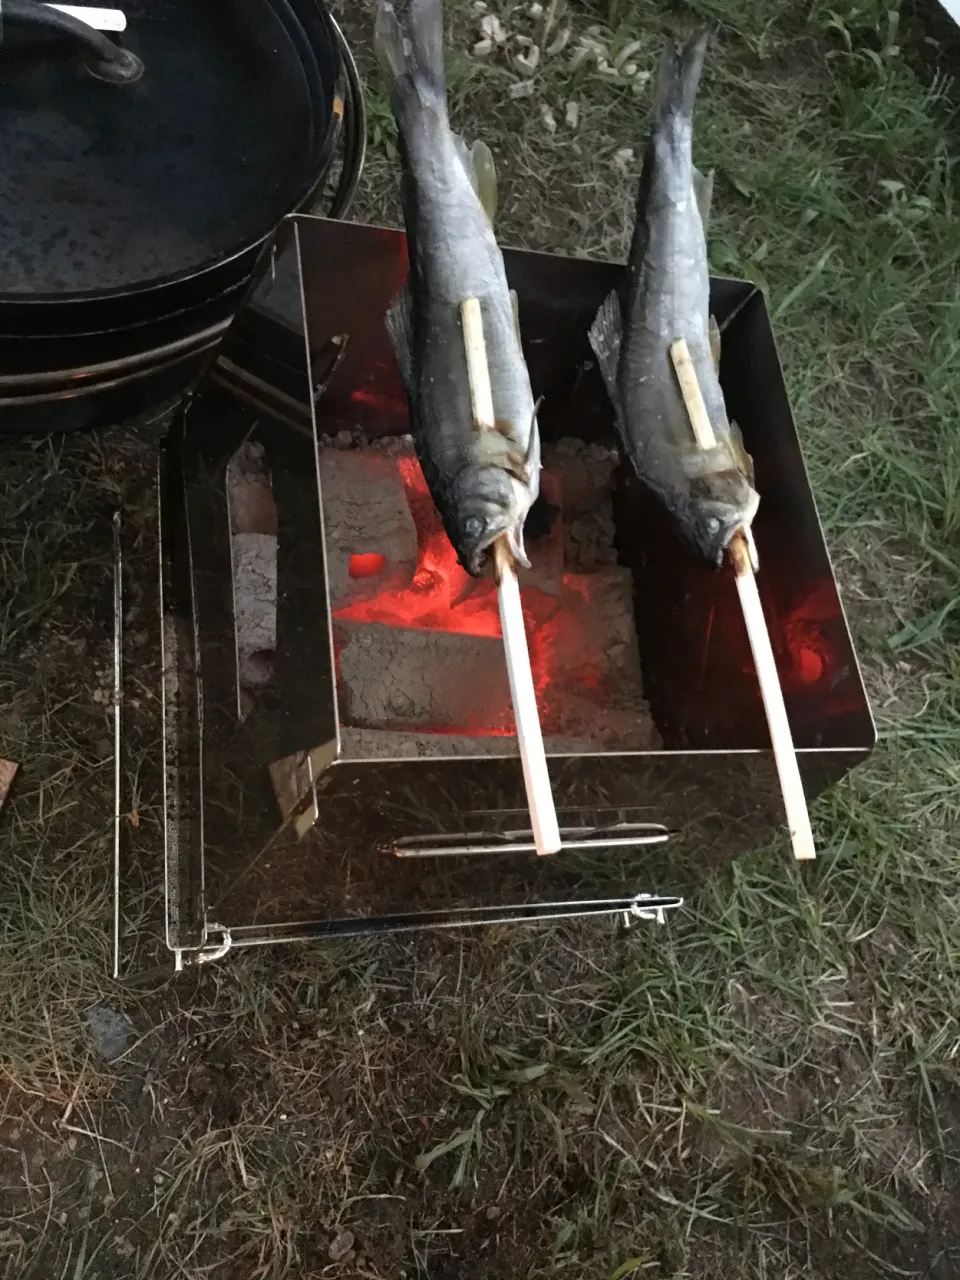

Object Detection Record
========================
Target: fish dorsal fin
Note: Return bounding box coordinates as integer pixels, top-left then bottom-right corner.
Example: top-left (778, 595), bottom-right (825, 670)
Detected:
top-left (453, 133), bottom-right (498, 224)
top-left (708, 313), bottom-right (721, 372)
top-left (693, 165), bottom-right (714, 231)
top-left (509, 288), bottom-right (521, 343)
top-left (472, 139), bottom-right (498, 223)
top-left (384, 283), bottom-right (414, 395)
top-left (524, 396), bottom-right (543, 474)
top-left (588, 290), bottom-right (623, 406)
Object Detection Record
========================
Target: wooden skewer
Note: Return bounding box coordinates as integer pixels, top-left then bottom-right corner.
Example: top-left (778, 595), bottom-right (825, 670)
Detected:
top-left (669, 338), bottom-right (717, 450)
top-left (460, 297), bottom-right (561, 857)
top-left (670, 337), bottom-right (816, 862)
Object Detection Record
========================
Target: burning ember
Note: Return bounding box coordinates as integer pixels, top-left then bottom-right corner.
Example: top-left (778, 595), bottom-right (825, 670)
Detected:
top-left (223, 432), bottom-right (661, 752)
top-left (324, 439), bottom-right (659, 751)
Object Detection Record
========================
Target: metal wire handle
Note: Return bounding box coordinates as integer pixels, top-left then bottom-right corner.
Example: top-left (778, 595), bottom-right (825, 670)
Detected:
top-left (323, 13), bottom-right (367, 220)
top-left (0, 0), bottom-right (143, 82)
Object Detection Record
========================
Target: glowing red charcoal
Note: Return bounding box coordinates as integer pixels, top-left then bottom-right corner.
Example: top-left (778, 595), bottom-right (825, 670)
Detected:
top-left (330, 451), bottom-right (650, 742)
top-left (335, 454), bottom-right (505, 638)
top-left (349, 552), bottom-right (387, 579)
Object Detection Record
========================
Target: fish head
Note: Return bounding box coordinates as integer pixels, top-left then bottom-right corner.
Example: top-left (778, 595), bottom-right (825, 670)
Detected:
top-left (449, 465), bottom-right (534, 577)
top-left (688, 470), bottom-right (761, 566)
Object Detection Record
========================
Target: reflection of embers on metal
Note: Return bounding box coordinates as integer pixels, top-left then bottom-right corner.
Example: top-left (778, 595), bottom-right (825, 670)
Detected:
top-left (226, 441), bottom-right (278, 721)
top-left (320, 437), bottom-right (660, 753)
top-left (782, 582), bottom-right (841, 688)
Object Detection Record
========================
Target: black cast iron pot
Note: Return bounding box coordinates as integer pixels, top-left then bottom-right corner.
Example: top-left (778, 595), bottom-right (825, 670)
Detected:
top-left (0, 0), bottom-right (365, 433)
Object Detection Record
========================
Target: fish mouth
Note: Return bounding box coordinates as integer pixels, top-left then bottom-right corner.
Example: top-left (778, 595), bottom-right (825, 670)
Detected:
top-left (460, 519), bottom-right (531, 577)
top-left (702, 491), bottom-right (760, 566)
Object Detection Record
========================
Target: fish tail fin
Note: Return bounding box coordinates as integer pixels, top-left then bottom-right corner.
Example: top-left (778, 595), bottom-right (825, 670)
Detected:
top-left (453, 135), bottom-right (499, 223)
top-left (374, 0), bottom-right (447, 116)
top-left (653, 26), bottom-right (709, 126)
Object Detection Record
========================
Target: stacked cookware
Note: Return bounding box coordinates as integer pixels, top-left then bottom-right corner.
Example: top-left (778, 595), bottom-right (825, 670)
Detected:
top-left (0, 0), bottom-right (365, 433)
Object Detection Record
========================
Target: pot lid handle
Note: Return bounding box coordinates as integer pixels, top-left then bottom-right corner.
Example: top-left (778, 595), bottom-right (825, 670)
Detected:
top-left (1, 0), bottom-right (143, 83)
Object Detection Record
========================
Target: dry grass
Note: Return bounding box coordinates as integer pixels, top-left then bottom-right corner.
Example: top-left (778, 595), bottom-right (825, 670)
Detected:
top-left (1, 0), bottom-right (959, 1276)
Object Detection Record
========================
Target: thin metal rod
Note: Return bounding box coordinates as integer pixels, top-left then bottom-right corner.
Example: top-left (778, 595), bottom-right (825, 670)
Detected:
top-left (112, 510), bottom-right (122, 979)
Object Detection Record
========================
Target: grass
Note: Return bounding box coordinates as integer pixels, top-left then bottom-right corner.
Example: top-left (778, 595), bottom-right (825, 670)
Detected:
top-left (1, 0), bottom-right (959, 1276)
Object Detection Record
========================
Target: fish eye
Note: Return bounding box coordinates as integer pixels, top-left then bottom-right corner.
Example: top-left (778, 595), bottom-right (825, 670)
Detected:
top-left (462, 516), bottom-right (485, 541)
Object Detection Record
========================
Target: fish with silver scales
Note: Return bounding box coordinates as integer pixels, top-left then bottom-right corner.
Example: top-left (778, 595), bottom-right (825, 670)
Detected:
top-left (375, 0), bottom-right (542, 578)
top-left (588, 27), bottom-right (761, 568)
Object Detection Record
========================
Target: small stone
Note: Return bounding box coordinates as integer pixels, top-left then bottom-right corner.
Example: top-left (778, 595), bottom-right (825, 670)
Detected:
top-left (328, 1229), bottom-right (355, 1262)
top-left (509, 80), bottom-right (536, 99)
top-left (564, 100), bottom-right (579, 129)
top-left (92, 688), bottom-right (103, 703)
top-left (472, 37), bottom-right (493, 56)
top-left (613, 146), bottom-right (635, 173)
top-left (541, 104), bottom-right (556, 133)
top-left (515, 44), bottom-right (540, 74)
top-left (334, 429), bottom-right (354, 450)
top-left (479, 13), bottom-right (506, 43)
top-left (83, 1003), bottom-right (136, 1064)
top-left (529, 1), bottom-right (543, 13)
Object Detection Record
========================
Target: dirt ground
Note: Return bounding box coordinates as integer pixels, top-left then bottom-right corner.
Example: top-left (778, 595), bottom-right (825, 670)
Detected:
top-left (2, 0), bottom-right (959, 1277)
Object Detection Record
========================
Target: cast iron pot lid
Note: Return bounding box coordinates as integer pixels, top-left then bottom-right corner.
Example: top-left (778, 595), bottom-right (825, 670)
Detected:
top-left (0, 0), bottom-right (324, 302)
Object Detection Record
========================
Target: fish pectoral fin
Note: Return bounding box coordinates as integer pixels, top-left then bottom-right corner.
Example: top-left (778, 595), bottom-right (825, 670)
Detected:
top-left (384, 283), bottom-right (415, 395)
top-left (453, 133), bottom-right (499, 225)
top-left (708, 313), bottom-right (721, 373)
top-left (730, 419), bottom-right (756, 485)
top-left (588, 291), bottom-right (623, 405)
top-left (472, 139), bottom-right (499, 224)
top-left (509, 288), bottom-right (521, 343)
top-left (693, 165), bottom-right (715, 231)
top-left (515, 397), bottom-right (542, 484)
